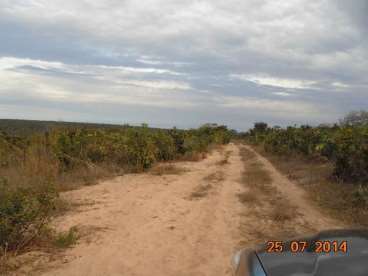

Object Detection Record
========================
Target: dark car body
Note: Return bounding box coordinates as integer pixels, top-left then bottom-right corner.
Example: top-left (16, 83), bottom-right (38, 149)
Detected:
top-left (233, 230), bottom-right (368, 276)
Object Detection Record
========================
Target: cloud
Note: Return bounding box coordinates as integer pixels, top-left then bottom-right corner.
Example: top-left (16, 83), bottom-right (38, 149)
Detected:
top-left (0, 57), bottom-right (198, 114)
top-left (273, 92), bottom-right (291, 97)
top-left (0, 57), bottom-right (183, 76)
top-left (0, 0), bottom-right (367, 130)
top-left (216, 95), bottom-right (320, 116)
top-left (0, 57), bottom-right (64, 71)
top-left (230, 74), bottom-right (317, 89)
top-left (331, 82), bottom-right (350, 89)
top-left (333, 0), bottom-right (368, 34)
top-left (115, 80), bottom-right (191, 90)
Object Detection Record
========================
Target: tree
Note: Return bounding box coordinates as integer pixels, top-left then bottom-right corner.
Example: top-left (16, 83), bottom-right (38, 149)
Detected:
top-left (340, 110), bottom-right (368, 126)
top-left (254, 122), bottom-right (268, 132)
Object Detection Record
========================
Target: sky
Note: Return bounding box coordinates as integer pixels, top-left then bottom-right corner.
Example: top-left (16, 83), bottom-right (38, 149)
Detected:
top-left (0, 0), bottom-right (367, 130)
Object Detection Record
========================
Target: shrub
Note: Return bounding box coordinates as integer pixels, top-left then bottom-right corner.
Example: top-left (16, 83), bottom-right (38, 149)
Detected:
top-left (0, 179), bottom-right (57, 251)
top-left (125, 127), bottom-right (157, 171)
top-left (333, 127), bottom-right (368, 182)
top-left (53, 227), bottom-right (79, 248)
top-left (352, 186), bottom-right (368, 208)
top-left (247, 122), bottom-right (368, 184)
top-left (152, 131), bottom-right (176, 161)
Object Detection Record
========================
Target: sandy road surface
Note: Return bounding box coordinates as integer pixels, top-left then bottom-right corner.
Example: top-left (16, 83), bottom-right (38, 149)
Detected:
top-left (40, 144), bottom-right (245, 276)
top-left (19, 143), bottom-right (340, 276)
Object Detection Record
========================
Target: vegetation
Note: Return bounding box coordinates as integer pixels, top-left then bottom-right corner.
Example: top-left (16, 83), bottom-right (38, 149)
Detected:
top-left (0, 180), bottom-right (57, 251)
top-left (238, 147), bottom-right (299, 245)
top-left (244, 111), bottom-right (368, 224)
top-left (339, 110), bottom-right (368, 126)
top-left (0, 121), bottom-right (232, 254)
top-left (190, 184), bottom-right (213, 199)
top-left (0, 119), bottom-right (125, 137)
top-left (150, 164), bottom-right (187, 176)
top-left (246, 120), bottom-right (368, 184)
top-left (53, 227), bottom-right (79, 248)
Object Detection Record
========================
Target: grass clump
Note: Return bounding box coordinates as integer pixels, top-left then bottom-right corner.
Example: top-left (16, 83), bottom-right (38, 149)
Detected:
top-left (53, 227), bottom-right (79, 248)
top-left (243, 162), bottom-right (272, 188)
top-left (216, 150), bottom-right (232, 166)
top-left (180, 152), bottom-right (207, 162)
top-left (203, 171), bottom-right (225, 183)
top-left (352, 185), bottom-right (368, 208)
top-left (189, 171), bottom-right (224, 199)
top-left (150, 164), bottom-right (187, 176)
top-left (237, 191), bottom-right (257, 204)
top-left (190, 184), bottom-right (213, 199)
top-left (216, 159), bottom-right (228, 166)
top-left (268, 199), bottom-right (296, 222)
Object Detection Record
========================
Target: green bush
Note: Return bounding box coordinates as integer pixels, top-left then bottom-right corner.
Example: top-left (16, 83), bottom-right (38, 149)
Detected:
top-left (53, 226), bottom-right (79, 248)
top-left (246, 122), bottom-right (368, 184)
top-left (0, 179), bottom-right (57, 251)
top-left (152, 131), bottom-right (176, 161)
top-left (124, 127), bottom-right (157, 170)
top-left (352, 185), bottom-right (368, 208)
top-left (333, 127), bottom-right (368, 182)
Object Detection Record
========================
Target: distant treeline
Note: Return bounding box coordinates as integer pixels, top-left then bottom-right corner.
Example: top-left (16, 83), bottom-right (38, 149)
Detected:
top-left (0, 119), bottom-right (134, 136)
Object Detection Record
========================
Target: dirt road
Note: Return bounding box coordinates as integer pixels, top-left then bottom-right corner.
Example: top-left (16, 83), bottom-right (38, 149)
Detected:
top-left (23, 143), bottom-right (340, 276)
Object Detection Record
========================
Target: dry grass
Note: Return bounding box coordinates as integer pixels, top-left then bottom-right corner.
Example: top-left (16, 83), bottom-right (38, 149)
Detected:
top-left (254, 145), bottom-right (368, 227)
top-left (239, 148), bottom-right (272, 191)
top-left (216, 159), bottom-right (229, 166)
top-left (239, 226), bottom-right (300, 247)
top-left (203, 171), bottom-right (225, 183)
top-left (56, 163), bottom-right (125, 192)
top-left (268, 199), bottom-right (296, 222)
top-left (0, 225), bottom-right (79, 275)
top-left (189, 171), bottom-right (224, 199)
top-left (190, 184), bottom-right (213, 199)
top-left (150, 164), bottom-right (187, 176)
top-left (238, 146), bottom-right (300, 246)
top-left (208, 144), bottom-right (224, 153)
top-left (243, 162), bottom-right (272, 188)
top-left (240, 147), bottom-right (257, 160)
top-left (0, 248), bottom-right (11, 275)
top-left (237, 191), bottom-right (258, 204)
top-left (216, 150), bottom-right (232, 166)
top-left (180, 152), bottom-right (207, 162)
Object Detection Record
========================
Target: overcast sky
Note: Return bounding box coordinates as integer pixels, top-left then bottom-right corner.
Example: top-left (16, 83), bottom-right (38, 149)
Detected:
top-left (0, 0), bottom-right (367, 130)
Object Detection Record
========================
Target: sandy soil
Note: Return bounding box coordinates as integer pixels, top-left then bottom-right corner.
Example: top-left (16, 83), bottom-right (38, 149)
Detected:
top-left (12, 143), bottom-right (342, 276)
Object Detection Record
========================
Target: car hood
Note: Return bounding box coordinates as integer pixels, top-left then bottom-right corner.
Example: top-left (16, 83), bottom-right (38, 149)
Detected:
top-left (256, 230), bottom-right (368, 276)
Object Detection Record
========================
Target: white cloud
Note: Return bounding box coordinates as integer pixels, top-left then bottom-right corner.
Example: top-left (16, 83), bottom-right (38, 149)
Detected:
top-left (0, 57), bottom-right (64, 71)
top-left (331, 82), bottom-right (350, 89)
top-left (0, 56), bottom-right (183, 76)
top-left (273, 92), bottom-right (291, 97)
top-left (137, 59), bottom-right (163, 65)
top-left (230, 74), bottom-right (317, 89)
top-left (216, 95), bottom-right (319, 116)
top-left (116, 80), bottom-right (191, 90)
top-left (0, 57), bottom-right (195, 109)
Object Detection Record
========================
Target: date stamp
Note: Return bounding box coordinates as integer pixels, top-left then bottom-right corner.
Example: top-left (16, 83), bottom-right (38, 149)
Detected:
top-left (266, 240), bottom-right (348, 254)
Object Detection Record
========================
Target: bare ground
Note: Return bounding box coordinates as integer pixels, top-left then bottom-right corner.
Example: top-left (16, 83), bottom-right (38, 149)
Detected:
top-left (10, 144), bottom-right (343, 276)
